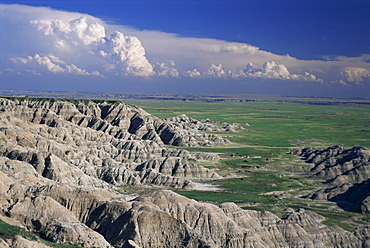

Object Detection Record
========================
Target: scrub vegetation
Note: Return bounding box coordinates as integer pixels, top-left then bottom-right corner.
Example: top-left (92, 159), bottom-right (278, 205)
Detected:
top-left (128, 97), bottom-right (370, 231)
top-left (2, 94), bottom-right (369, 233)
top-left (0, 219), bottom-right (81, 247)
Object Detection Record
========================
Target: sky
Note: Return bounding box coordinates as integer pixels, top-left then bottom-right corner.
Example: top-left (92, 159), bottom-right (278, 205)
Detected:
top-left (0, 0), bottom-right (369, 97)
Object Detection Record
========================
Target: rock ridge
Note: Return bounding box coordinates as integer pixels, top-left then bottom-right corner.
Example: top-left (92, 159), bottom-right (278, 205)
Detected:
top-left (0, 98), bottom-right (230, 147)
top-left (0, 165), bottom-right (367, 247)
top-left (0, 98), bottom-right (225, 189)
top-left (290, 145), bottom-right (370, 213)
top-left (1, 98), bottom-right (369, 247)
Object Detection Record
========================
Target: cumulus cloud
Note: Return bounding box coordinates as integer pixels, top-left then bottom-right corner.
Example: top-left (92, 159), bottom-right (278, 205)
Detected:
top-left (184, 69), bottom-right (201, 78)
top-left (31, 17), bottom-right (106, 46)
top-left (235, 61), bottom-right (323, 82)
top-left (0, 3), bottom-right (369, 94)
top-left (124, 29), bottom-right (369, 86)
top-left (205, 64), bottom-right (231, 78)
top-left (1, 5), bottom-right (154, 78)
top-left (182, 61), bottom-right (322, 82)
top-left (155, 61), bottom-right (179, 77)
top-left (11, 54), bottom-right (101, 76)
top-left (341, 67), bottom-right (370, 85)
top-left (100, 31), bottom-right (154, 76)
top-left (29, 15), bottom-right (154, 77)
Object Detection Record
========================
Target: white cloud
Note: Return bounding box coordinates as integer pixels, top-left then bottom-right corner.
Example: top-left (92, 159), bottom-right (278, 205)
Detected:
top-left (205, 64), bottom-right (230, 78)
top-left (1, 4), bottom-right (153, 78)
top-left (100, 31), bottom-right (154, 76)
top-left (30, 14), bottom-right (154, 77)
top-left (263, 61), bottom-right (290, 79)
top-left (11, 54), bottom-right (101, 76)
top-left (0, 3), bottom-right (369, 92)
top-left (155, 62), bottom-right (179, 77)
top-left (184, 69), bottom-right (201, 78)
top-left (31, 17), bottom-right (106, 46)
top-left (121, 29), bottom-right (339, 83)
top-left (301, 72), bottom-right (321, 82)
top-left (235, 61), bottom-right (323, 82)
top-left (183, 61), bottom-right (323, 82)
top-left (33, 54), bottom-right (65, 73)
top-left (341, 67), bottom-right (370, 84)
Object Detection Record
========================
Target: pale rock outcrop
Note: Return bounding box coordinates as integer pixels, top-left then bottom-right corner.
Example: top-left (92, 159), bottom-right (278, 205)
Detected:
top-left (166, 114), bottom-right (247, 133)
top-left (0, 165), bottom-right (367, 248)
top-left (353, 225), bottom-right (370, 248)
top-left (1, 235), bottom-right (52, 248)
top-left (290, 146), bottom-right (370, 213)
top-left (0, 98), bottom-right (369, 247)
top-left (0, 164), bottom-right (114, 247)
top-left (7, 196), bottom-right (112, 248)
top-left (86, 190), bottom-right (362, 248)
top-left (0, 238), bottom-right (9, 248)
top-left (0, 98), bottom-right (230, 147)
top-left (0, 98), bottom-right (222, 189)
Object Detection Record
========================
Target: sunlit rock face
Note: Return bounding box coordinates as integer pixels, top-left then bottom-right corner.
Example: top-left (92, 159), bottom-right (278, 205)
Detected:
top-left (0, 98), bottom-right (227, 189)
top-left (290, 145), bottom-right (370, 213)
top-left (0, 98), bottom-right (368, 247)
top-left (0, 176), bottom-right (365, 248)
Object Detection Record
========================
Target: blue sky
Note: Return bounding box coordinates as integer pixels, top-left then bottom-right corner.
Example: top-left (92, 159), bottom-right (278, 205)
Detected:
top-left (0, 0), bottom-right (369, 97)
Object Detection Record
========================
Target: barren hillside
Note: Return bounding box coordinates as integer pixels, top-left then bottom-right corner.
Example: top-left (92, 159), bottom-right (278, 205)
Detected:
top-left (0, 98), bottom-right (369, 247)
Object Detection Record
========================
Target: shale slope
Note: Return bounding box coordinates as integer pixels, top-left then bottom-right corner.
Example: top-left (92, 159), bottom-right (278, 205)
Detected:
top-left (290, 146), bottom-right (370, 213)
top-left (0, 98), bottom-right (369, 247)
top-left (0, 98), bottom-right (228, 190)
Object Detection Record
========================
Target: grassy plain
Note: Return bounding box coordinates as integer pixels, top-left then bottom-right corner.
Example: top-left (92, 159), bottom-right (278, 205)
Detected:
top-left (0, 219), bottom-right (81, 247)
top-left (2, 95), bottom-right (370, 232)
top-left (127, 97), bottom-right (370, 231)
top-left (1, 94), bottom-right (369, 241)
top-left (127, 99), bottom-right (370, 148)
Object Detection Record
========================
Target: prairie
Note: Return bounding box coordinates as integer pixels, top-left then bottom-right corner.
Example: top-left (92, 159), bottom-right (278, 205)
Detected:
top-left (126, 97), bottom-right (370, 230)
top-left (1, 94), bottom-right (369, 246)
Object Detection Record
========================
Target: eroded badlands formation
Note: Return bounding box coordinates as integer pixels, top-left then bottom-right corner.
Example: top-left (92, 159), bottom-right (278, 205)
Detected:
top-left (0, 98), bottom-right (369, 247)
top-left (290, 146), bottom-right (370, 213)
top-left (0, 98), bottom-right (231, 190)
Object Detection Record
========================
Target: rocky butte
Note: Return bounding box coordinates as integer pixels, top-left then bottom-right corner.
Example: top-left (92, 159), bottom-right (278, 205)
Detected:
top-left (0, 97), bottom-right (369, 247)
top-left (290, 146), bottom-right (370, 214)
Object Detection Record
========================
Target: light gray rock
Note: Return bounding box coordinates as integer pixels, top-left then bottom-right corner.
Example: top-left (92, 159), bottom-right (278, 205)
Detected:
top-left (0, 166), bottom-right (366, 248)
top-left (290, 146), bottom-right (370, 213)
top-left (6, 235), bottom-right (51, 248)
top-left (8, 196), bottom-right (112, 248)
top-left (0, 98), bottom-right (223, 189)
top-left (0, 98), bottom-right (368, 247)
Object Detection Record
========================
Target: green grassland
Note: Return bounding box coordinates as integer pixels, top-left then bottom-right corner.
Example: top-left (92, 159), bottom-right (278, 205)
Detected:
top-left (0, 219), bottom-right (81, 247)
top-left (128, 99), bottom-right (370, 148)
top-left (2, 95), bottom-right (369, 233)
top-left (128, 98), bottom-right (370, 231)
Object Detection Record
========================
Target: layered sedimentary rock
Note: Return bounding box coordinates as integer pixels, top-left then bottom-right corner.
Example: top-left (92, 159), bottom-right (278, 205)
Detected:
top-left (0, 235), bottom-right (52, 248)
top-left (0, 161), bottom-right (366, 248)
top-left (165, 114), bottom-right (248, 132)
top-left (1, 98), bottom-right (369, 247)
top-left (0, 98), bottom-right (223, 189)
top-left (0, 98), bottom-right (230, 147)
top-left (290, 145), bottom-right (370, 213)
